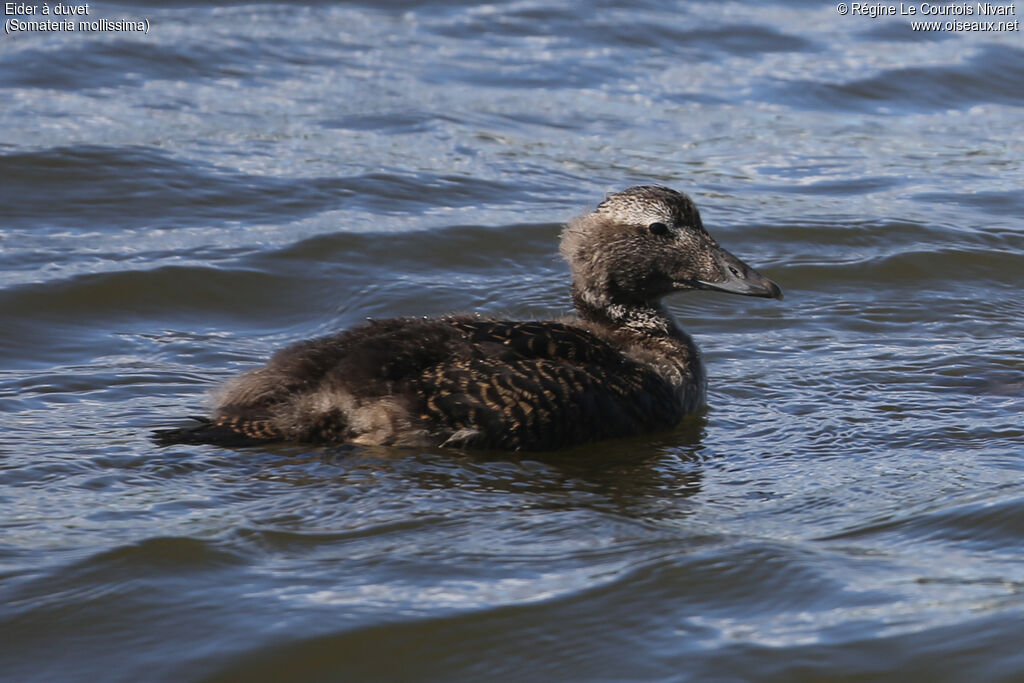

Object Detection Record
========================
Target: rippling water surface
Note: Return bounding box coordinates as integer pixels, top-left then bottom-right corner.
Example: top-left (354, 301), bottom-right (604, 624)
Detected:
top-left (2, 1), bottom-right (1023, 680)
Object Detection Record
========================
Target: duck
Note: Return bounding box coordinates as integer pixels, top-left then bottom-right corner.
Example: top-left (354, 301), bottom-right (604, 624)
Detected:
top-left (153, 185), bottom-right (782, 451)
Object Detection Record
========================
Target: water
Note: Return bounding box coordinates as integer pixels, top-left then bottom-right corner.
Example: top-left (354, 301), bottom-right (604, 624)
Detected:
top-left (2, 1), bottom-right (1023, 680)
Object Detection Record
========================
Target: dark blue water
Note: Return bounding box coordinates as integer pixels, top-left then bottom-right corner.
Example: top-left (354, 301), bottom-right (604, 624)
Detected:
top-left (2, 2), bottom-right (1023, 680)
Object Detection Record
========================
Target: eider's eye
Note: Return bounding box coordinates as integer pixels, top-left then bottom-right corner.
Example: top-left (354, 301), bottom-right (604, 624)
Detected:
top-left (648, 222), bottom-right (669, 236)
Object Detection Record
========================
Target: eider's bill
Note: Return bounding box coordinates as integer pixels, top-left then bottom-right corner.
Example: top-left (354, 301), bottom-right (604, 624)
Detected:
top-left (690, 241), bottom-right (783, 300)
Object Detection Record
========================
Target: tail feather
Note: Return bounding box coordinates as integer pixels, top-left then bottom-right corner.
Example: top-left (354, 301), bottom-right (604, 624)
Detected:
top-left (151, 416), bottom-right (282, 447)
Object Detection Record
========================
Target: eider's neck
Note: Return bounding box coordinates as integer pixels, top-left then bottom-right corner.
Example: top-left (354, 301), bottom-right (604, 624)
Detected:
top-left (572, 285), bottom-right (681, 338)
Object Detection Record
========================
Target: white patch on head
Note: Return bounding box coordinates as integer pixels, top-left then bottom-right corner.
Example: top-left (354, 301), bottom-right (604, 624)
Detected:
top-left (597, 195), bottom-right (673, 228)
top-left (594, 185), bottom-right (700, 233)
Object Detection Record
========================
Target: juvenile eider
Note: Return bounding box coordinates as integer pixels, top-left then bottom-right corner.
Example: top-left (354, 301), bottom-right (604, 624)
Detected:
top-left (154, 185), bottom-right (782, 451)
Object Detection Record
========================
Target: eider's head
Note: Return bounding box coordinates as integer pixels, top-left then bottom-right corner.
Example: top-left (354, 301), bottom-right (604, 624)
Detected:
top-left (561, 185), bottom-right (782, 313)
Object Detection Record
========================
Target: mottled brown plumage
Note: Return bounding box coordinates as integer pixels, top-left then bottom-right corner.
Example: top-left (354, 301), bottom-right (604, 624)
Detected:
top-left (153, 185), bottom-right (782, 451)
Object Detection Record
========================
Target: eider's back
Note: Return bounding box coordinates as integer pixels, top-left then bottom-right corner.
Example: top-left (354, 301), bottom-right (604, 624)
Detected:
top-left (155, 316), bottom-right (689, 450)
